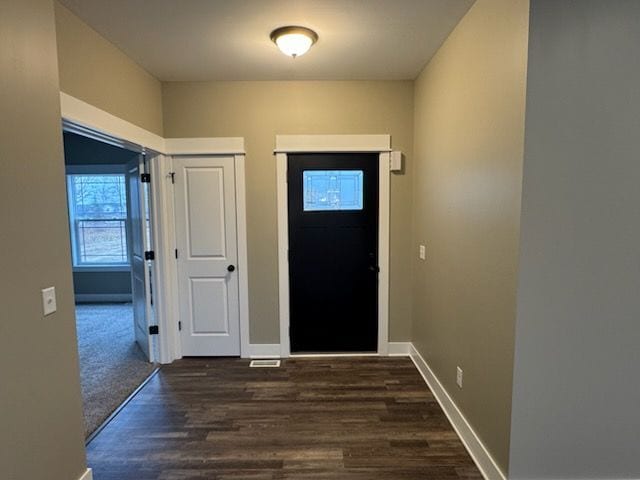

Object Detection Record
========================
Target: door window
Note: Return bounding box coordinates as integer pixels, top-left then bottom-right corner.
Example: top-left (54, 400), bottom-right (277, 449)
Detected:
top-left (302, 170), bottom-right (364, 211)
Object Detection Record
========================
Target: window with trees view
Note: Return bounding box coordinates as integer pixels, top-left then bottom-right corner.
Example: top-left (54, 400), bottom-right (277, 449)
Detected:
top-left (67, 174), bottom-right (129, 266)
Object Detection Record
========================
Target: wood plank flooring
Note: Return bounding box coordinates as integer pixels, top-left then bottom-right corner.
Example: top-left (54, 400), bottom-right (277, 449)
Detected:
top-left (87, 357), bottom-right (482, 479)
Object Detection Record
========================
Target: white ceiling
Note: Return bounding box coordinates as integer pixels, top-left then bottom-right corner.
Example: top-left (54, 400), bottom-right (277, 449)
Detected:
top-left (58, 0), bottom-right (474, 81)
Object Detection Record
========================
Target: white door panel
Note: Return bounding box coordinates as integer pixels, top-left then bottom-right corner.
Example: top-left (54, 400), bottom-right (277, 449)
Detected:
top-left (127, 157), bottom-right (152, 361)
top-left (190, 278), bottom-right (229, 334)
top-left (185, 168), bottom-right (227, 257)
top-left (174, 156), bottom-right (240, 356)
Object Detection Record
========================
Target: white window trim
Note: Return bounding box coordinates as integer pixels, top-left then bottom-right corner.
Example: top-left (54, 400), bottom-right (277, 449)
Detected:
top-left (67, 163), bottom-right (131, 272)
top-left (61, 92), bottom-right (249, 363)
top-left (72, 266), bottom-right (131, 273)
top-left (275, 134), bottom-right (391, 358)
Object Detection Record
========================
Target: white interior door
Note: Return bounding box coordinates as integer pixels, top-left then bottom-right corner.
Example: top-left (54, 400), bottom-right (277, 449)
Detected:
top-left (127, 157), bottom-right (152, 361)
top-left (174, 156), bottom-right (240, 356)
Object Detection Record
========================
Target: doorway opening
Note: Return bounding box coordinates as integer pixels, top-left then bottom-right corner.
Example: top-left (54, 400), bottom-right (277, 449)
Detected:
top-left (172, 155), bottom-right (242, 357)
top-left (288, 153), bottom-right (379, 352)
top-left (63, 130), bottom-right (157, 439)
top-left (275, 135), bottom-right (392, 358)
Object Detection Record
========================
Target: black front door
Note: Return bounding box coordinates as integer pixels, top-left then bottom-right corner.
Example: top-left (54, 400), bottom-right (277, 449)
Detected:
top-left (288, 153), bottom-right (379, 352)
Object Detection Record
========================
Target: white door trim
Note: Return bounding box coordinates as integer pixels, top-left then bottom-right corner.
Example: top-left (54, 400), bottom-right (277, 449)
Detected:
top-left (60, 93), bottom-right (249, 363)
top-left (275, 134), bottom-right (392, 153)
top-left (275, 134), bottom-right (391, 358)
top-left (165, 138), bottom-right (245, 155)
top-left (234, 154), bottom-right (251, 358)
top-left (78, 467), bottom-right (93, 480)
top-left (150, 154), bottom-right (180, 363)
top-left (60, 92), bottom-right (165, 153)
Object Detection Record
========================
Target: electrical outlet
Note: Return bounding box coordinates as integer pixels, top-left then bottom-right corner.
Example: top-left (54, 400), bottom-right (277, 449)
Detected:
top-left (41, 286), bottom-right (57, 316)
top-left (456, 366), bottom-right (463, 388)
top-left (419, 245), bottom-right (426, 260)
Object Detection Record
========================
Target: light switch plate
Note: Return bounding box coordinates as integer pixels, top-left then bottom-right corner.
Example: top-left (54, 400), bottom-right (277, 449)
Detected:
top-left (42, 287), bottom-right (57, 316)
top-left (419, 245), bottom-right (426, 260)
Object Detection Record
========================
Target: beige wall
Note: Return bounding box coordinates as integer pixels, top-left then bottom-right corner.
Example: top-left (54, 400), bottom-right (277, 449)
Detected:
top-left (0, 0), bottom-right (87, 479)
top-left (54, 1), bottom-right (163, 135)
top-left (163, 81), bottom-right (414, 343)
top-left (411, 0), bottom-right (529, 472)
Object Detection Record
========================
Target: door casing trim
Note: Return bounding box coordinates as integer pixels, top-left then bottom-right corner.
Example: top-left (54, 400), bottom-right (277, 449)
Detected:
top-left (275, 134), bottom-right (391, 357)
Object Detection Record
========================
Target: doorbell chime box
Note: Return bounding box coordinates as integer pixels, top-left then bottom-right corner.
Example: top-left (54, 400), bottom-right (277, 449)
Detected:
top-left (390, 151), bottom-right (403, 172)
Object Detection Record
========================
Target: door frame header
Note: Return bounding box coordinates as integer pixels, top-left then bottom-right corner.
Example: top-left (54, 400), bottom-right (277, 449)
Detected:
top-left (275, 134), bottom-right (391, 153)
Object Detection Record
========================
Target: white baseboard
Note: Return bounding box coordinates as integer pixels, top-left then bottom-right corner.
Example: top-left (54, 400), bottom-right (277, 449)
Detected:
top-left (75, 294), bottom-right (132, 303)
top-left (388, 341), bottom-right (411, 356)
top-left (247, 344), bottom-right (281, 358)
top-left (78, 468), bottom-right (93, 480)
top-left (408, 344), bottom-right (506, 480)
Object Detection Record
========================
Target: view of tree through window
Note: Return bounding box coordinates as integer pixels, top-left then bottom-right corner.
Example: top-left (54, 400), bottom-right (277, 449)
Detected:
top-left (67, 174), bottom-right (129, 265)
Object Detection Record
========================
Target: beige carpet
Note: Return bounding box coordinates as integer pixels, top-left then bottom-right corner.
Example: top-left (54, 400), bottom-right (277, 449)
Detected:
top-left (75, 303), bottom-right (156, 438)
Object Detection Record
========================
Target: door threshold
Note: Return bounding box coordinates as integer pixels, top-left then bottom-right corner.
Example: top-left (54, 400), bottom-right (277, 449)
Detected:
top-left (85, 367), bottom-right (160, 446)
top-left (289, 352), bottom-right (379, 358)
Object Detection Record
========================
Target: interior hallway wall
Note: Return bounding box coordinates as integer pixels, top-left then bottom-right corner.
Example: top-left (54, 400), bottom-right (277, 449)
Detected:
top-left (0, 0), bottom-right (87, 478)
top-left (162, 81), bottom-right (414, 344)
top-left (509, 1), bottom-right (640, 477)
top-left (411, 0), bottom-right (530, 472)
top-left (54, 1), bottom-right (164, 135)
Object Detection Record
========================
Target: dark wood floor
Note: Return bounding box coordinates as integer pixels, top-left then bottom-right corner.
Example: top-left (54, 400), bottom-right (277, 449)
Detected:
top-left (87, 357), bottom-right (482, 479)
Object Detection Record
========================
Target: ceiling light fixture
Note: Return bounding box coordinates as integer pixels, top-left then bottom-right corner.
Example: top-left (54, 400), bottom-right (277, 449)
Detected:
top-left (270, 26), bottom-right (318, 58)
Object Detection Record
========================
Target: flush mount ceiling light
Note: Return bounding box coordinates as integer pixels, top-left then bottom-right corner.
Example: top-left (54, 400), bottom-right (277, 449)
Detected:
top-left (270, 26), bottom-right (318, 58)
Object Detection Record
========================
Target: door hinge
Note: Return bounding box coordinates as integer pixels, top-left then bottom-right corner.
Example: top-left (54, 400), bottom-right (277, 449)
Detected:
top-left (178, 321), bottom-right (182, 331)
top-left (175, 249), bottom-right (178, 259)
top-left (140, 173), bottom-right (151, 183)
top-left (144, 250), bottom-right (155, 261)
top-left (168, 171), bottom-right (175, 184)
top-left (149, 325), bottom-right (159, 335)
